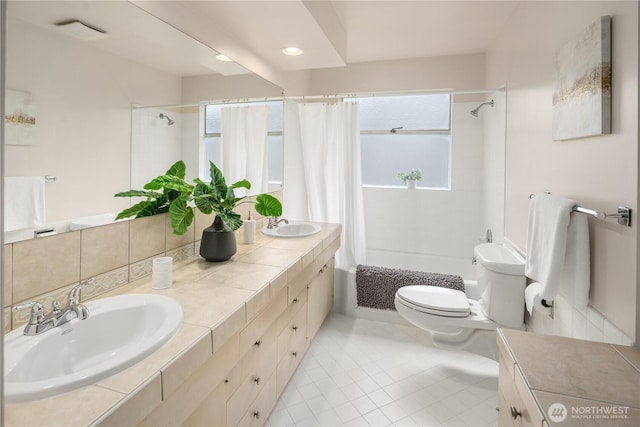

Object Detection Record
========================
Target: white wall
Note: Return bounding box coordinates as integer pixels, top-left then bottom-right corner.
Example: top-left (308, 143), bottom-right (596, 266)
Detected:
top-left (482, 90), bottom-right (507, 243)
top-left (131, 106), bottom-right (201, 190)
top-left (131, 107), bottom-right (183, 190)
top-left (486, 1), bottom-right (638, 342)
top-left (363, 101), bottom-right (488, 277)
top-left (182, 74), bottom-right (282, 104)
top-left (5, 17), bottom-right (182, 224)
top-left (306, 53), bottom-right (486, 95)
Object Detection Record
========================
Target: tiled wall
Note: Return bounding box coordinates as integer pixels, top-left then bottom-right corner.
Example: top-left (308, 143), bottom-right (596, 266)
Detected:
top-left (3, 192), bottom-right (278, 333)
top-left (526, 294), bottom-right (635, 347)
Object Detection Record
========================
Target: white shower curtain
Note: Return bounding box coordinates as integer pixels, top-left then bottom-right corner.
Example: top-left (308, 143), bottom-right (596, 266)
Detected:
top-left (284, 100), bottom-right (366, 267)
top-left (221, 105), bottom-right (269, 194)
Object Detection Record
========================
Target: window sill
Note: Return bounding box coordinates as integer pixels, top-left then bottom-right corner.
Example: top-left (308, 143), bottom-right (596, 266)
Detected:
top-left (362, 185), bottom-right (451, 191)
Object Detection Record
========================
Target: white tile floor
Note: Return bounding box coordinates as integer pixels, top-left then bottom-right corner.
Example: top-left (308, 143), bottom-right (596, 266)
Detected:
top-left (267, 312), bottom-right (499, 427)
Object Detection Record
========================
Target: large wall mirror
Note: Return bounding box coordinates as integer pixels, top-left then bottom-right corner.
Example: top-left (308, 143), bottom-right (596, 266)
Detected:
top-left (4, 0), bottom-right (283, 243)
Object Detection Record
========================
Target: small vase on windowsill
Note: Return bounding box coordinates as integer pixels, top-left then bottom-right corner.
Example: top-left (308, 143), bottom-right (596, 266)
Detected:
top-left (397, 169), bottom-right (423, 190)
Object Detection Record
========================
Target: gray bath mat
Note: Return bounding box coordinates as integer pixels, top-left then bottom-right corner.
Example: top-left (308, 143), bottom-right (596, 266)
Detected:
top-left (355, 264), bottom-right (465, 311)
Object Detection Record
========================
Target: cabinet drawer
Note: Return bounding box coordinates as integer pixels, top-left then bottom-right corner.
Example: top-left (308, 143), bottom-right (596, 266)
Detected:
top-left (498, 359), bottom-right (544, 427)
top-left (242, 326), bottom-right (277, 379)
top-left (276, 331), bottom-right (308, 396)
top-left (277, 301), bottom-right (307, 361)
top-left (236, 373), bottom-right (277, 427)
top-left (227, 341), bottom-right (277, 427)
top-left (498, 391), bottom-right (515, 427)
top-left (497, 330), bottom-right (516, 380)
top-left (184, 366), bottom-right (239, 427)
top-left (239, 287), bottom-right (287, 356)
top-left (513, 365), bottom-right (545, 426)
top-left (275, 287), bottom-right (307, 334)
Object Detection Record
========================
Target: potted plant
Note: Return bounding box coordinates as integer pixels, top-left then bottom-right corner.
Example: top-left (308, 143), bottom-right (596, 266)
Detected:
top-left (115, 160), bottom-right (282, 262)
top-left (397, 169), bottom-right (423, 189)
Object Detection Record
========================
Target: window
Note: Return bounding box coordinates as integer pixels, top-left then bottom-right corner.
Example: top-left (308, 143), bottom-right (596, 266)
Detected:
top-left (203, 100), bottom-right (283, 185)
top-left (353, 93), bottom-right (451, 189)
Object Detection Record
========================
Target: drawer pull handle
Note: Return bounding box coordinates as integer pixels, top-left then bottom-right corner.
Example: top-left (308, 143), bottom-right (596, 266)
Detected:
top-left (253, 411), bottom-right (260, 420)
top-left (254, 340), bottom-right (262, 347)
top-left (510, 406), bottom-right (522, 419)
top-left (292, 351), bottom-right (298, 357)
top-left (293, 298), bottom-right (299, 303)
top-left (254, 377), bottom-right (261, 385)
top-left (292, 325), bottom-right (298, 331)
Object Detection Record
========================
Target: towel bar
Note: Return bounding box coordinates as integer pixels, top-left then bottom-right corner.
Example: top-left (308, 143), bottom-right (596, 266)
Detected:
top-left (528, 194), bottom-right (632, 227)
top-left (572, 206), bottom-right (631, 227)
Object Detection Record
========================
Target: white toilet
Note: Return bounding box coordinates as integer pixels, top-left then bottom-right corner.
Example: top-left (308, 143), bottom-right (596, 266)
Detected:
top-left (394, 243), bottom-right (526, 360)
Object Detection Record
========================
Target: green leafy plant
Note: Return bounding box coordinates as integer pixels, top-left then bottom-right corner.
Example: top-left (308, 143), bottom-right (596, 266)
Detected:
top-left (115, 160), bottom-right (282, 235)
top-left (397, 168), bottom-right (423, 184)
top-left (114, 161), bottom-right (193, 221)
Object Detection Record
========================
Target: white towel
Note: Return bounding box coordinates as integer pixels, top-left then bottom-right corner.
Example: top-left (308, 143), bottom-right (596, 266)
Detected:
top-left (5, 176), bottom-right (46, 232)
top-left (525, 193), bottom-right (590, 309)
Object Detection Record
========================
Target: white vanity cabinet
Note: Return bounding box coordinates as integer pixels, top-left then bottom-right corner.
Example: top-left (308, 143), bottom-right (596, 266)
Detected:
top-left (307, 258), bottom-right (335, 342)
top-left (142, 255), bottom-right (336, 427)
top-left (497, 333), bottom-right (546, 427)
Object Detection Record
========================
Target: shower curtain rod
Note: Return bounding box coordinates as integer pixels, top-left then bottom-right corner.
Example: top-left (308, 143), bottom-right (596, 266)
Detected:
top-left (198, 87), bottom-right (505, 106)
top-left (285, 87), bottom-right (504, 101)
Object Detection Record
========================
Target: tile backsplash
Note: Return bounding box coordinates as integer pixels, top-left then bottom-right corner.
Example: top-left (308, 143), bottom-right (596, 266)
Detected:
top-left (3, 191), bottom-right (277, 333)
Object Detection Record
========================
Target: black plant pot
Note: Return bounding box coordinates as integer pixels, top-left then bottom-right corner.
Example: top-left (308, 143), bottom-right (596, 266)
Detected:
top-left (199, 216), bottom-right (237, 262)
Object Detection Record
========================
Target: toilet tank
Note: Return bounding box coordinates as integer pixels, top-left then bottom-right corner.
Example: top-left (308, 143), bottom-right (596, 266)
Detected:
top-left (474, 243), bottom-right (526, 329)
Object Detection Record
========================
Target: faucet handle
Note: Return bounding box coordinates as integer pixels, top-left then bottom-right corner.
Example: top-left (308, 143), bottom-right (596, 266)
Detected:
top-left (68, 284), bottom-right (84, 305)
top-left (12, 301), bottom-right (45, 324)
top-left (12, 301), bottom-right (37, 312)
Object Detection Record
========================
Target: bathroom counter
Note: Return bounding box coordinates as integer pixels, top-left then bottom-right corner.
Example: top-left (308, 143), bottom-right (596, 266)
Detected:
top-left (497, 328), bottom-right (640, 426)
top-left (5, 222), bottom-right (342, 427)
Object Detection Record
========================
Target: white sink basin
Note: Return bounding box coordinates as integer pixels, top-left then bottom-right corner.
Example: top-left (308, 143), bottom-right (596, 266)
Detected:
top-left (262, 222), bottom-right (322, 238)
top-left (4, 293), bottom-right (182, 403)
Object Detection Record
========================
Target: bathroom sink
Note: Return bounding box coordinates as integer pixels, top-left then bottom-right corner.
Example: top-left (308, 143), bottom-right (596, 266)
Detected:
top-left (262, 222), bottom-right (322, 238)
top-left (4, 293), bottom-right (182, 403)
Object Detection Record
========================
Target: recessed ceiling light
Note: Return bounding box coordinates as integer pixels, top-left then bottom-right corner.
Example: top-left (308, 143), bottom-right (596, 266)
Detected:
top-left (215, 54), bottom-right (233, 62)
top-left (281, 46), bottom-right (303, 56)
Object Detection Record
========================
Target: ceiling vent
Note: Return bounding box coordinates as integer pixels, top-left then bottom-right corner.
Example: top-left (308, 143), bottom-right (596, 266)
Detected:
top-left (55, 20), bottom-right (108, 41)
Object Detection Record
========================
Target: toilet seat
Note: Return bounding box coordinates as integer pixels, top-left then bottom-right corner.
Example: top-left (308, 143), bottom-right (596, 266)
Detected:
top-left (396, 286), bottom-right (470, 318)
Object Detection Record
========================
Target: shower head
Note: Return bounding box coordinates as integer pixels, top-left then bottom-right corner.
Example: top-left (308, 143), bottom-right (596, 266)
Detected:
top-left (470, 99), bottom-right (494, 117)
top-left (159, 113), bottom-right (175, 126)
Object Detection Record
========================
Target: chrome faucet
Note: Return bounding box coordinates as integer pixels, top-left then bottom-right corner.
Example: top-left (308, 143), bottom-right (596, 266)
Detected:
top-left (13, 285), bottom-right (89, 336)
top-left (486, 228), bottom-right (493, 243)
top-left (267, 217), bottom-right (289, 229)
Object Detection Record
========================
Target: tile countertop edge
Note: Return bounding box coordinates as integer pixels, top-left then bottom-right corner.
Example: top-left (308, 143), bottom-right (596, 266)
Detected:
top-left (498, 328), bottom-right (640, 426)
top-left (4, 222), bottom-right (342, 427)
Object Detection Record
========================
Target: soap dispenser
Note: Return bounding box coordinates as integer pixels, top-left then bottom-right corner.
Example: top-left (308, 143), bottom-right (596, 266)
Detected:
top-left (243, 211), bottom-right (256, 244)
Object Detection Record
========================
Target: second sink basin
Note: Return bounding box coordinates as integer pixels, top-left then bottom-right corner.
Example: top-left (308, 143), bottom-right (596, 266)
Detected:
top-left (4, 293), bottom-right (183, 403)
top-left (262, 222), bottom-right (322, 238)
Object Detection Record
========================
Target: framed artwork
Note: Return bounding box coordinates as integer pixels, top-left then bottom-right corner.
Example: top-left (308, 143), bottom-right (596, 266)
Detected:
top-left (552, 16), bottom-right (611, 141)
top-left (5, 89), bottom-right (36, 146)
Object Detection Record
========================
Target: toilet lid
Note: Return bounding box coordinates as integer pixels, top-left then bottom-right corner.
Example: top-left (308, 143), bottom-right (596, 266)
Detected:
top-left (396, 285), bottom-right (470, 317)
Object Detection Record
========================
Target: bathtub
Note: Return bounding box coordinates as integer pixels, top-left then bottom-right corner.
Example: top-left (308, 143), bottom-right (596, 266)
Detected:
top-left (333, 249), bottom-right (478, 324)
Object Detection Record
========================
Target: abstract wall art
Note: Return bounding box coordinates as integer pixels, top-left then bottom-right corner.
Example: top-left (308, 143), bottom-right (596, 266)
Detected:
top-left (552, 16), bottom-right (611, 141)
top-left (5, 89), bottom-right (36, 146)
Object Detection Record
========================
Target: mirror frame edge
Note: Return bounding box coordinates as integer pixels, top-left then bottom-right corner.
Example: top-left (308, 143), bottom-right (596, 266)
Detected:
top-left (1, 0), bottom-right (7, 416)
